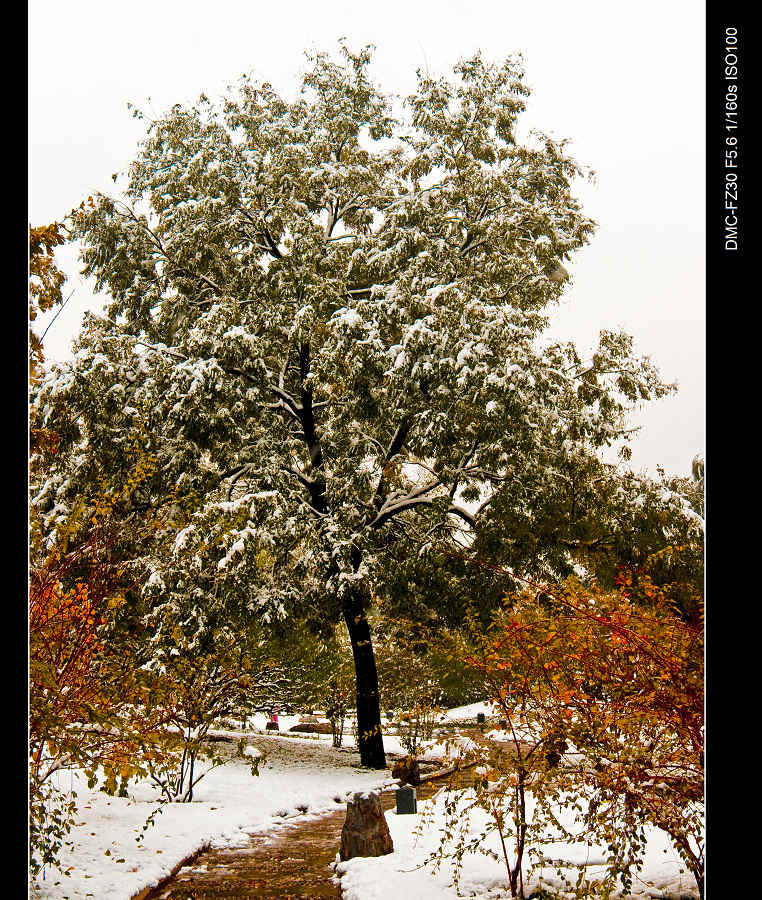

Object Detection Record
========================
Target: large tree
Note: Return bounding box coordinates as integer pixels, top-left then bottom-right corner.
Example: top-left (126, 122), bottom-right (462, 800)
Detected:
top-left (33, 46), bottom-right (671, 768)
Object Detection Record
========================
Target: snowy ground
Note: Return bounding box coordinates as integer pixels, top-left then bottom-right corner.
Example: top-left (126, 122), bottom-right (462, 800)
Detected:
top-left (436, 700), bottom-right (501, 724)
top-left (31, 712), bottom-right (701, 900)
top-left (335, 789), bottom-right (700, 900)
top-left (235, 712), bottom-right (453, 761)
top-left (32, 732), bottom-right (394, 900)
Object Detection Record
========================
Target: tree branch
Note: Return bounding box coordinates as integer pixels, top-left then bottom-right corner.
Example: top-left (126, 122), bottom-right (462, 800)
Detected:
top-left (372, 415), bottom-right (415, 504)
top-left (367, 479), bottom-right (442, 530)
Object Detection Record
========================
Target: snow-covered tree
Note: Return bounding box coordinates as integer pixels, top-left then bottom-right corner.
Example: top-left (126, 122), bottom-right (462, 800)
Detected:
top-left (33, 45), bottom-right (671, 768)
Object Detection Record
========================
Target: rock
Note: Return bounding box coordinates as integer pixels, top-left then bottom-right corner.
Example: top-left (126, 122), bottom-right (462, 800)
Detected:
top-left (289, 722), bottom-right (333, 735)
top-left (339, 791), bottom-right (394, 861)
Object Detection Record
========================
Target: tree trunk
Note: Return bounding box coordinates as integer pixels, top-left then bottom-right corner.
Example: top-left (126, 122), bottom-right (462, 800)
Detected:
top-left (343, 579), bottom-right (386, 769)
top-left (340, 791), bottom-right (394, 859)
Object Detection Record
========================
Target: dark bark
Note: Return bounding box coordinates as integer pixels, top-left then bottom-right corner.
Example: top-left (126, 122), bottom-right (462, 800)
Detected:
top-left (343, 593), bottom-right (386, 768)
top-left (343, 548), bottom-right (386, 769)
top-left (274, 341), bottom-right (385, 767)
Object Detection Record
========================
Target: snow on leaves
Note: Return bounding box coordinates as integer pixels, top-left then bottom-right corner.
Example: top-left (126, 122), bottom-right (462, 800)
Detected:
top-left (34, 46), bottom-right (672, 633)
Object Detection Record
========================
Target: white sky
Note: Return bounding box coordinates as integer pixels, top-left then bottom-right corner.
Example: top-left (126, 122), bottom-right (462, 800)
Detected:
top-left (29, 0), bottom-right (705, 478)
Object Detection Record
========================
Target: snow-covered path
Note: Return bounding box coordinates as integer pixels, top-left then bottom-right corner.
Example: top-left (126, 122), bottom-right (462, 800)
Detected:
top-left (31, 725), bottom-right (701, 900)
top-left (143, 774), bottom-right (432, 899)
top-left (33, 733), bottom-right (395, 900)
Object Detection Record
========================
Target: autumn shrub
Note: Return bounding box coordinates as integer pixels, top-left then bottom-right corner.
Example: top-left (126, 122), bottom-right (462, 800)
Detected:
top-left (417, 550), bottom-right (702, 899)
top-left (422, 619), bottom-right (615, 899)
top-left (29, 515), bottom-right (171, 878)
top-left (440, 570), bottom-right (704, 898)
top-left (29, 432), bottom-right (188, 878)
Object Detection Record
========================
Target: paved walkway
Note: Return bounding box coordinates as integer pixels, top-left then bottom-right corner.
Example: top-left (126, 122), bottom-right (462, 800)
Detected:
top-left (144, 791), bottom-right (404, 899)
top-left (142, 737), bottom-right (439, 900)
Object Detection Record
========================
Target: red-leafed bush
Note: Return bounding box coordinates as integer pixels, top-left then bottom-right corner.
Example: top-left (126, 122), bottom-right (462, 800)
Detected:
top-left (456, 564), bottom-right (703, 898)
top-left (29, 508), bottom-right (170, 878)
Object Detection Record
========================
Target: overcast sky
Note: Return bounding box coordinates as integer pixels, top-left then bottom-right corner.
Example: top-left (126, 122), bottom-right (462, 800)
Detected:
top-left (29, 0), bottom-right (705, 478)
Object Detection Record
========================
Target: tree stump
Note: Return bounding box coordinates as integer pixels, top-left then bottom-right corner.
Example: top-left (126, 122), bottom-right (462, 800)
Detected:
top-left (391, 755), bottom-right (420, 786)
top-left (339, 791), bottom-right (394, 860)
